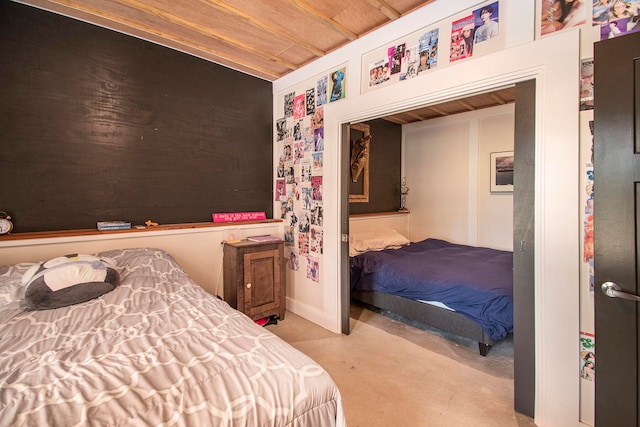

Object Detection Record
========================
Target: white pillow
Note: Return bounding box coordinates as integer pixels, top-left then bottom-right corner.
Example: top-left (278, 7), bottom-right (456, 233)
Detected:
top-left (349, 228), bottom-right (410, 256)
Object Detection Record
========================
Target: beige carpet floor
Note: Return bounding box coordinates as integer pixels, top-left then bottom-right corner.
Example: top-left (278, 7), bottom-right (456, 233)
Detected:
top-left (267, 303), bottom-right (536, 427)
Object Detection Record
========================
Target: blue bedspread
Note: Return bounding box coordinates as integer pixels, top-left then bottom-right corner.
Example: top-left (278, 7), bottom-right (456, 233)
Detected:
top-left (350, 238), bottom-right (513, 340)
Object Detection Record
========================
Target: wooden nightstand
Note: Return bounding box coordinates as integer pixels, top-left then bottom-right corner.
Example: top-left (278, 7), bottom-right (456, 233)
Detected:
top-left (223, 239), bottom-right (285, 321)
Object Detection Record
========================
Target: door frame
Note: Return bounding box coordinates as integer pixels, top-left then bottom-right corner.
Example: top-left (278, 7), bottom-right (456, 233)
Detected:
top-left (512, 79), bottom-right (536, 417)
top-left (330, 30), bottom-right (580, 426)
top-left (340, 122), bottom-right (351, 334)
top-left (339, 80), bottom-right (536, 417)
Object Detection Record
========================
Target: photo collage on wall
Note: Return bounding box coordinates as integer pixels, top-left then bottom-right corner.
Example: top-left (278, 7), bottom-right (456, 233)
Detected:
top-left (593, 0), bottom-right (639, 40)
top-left (580, 58), bottom-right (594, 111)
top-left (538, 0), bottom-right (639, 39)
top-left (580, 331), bottom-right (596, 381)
top-left (361, 1), bottom-right (503, 94)
top-left (583, 120), bottom-right (595, 294)
top-left (583, 164), bottom-right (594, 287)
top-left (366, 27), bottom-right (439, 89)
top-left (276, 67), bottom-right (346, 283)
top-left (450, 2), bottom-right (499, 62)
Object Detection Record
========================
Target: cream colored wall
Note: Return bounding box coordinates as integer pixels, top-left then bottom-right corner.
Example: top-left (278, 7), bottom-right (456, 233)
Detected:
top-left (0, 223), bottom-right (282, 297)
top-left (402, 104), bottom-right (514, 251)
top-left (349, 213), bottom-right (409, 237)
top-left (477, 112), bottom-right (515, 250)
top-left (404, 120), bottom-right (471, 244)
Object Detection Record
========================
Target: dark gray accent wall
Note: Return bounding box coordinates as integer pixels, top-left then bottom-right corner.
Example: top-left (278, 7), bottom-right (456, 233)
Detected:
top-left (0, 2), bottom-right (273, 232)
top-left (349, 118), bottom-right (402, 214)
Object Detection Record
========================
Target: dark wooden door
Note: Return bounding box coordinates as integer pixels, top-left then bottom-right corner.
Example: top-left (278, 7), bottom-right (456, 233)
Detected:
top-left (594, 31), bottom-right (640, 427)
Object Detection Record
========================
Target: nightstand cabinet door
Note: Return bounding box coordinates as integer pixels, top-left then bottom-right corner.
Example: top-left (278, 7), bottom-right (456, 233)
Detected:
top-left (223, 240), bottom-right (285, 321)
top-left (243, 248), bottom-right (280, 319)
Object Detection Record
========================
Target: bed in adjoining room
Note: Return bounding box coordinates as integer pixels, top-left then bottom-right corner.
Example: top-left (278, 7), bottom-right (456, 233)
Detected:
top-left (349, 229), bottom-right (513, 356)
top-left (0, 247), bottom-right (345, 426)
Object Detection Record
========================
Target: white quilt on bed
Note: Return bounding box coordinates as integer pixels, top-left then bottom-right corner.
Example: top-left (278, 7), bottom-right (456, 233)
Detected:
top-left (0, 248), bottom-right (345, 427)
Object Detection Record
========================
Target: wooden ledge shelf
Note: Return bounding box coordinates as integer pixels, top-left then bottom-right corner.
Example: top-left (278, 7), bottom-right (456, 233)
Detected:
top-left (349, 210), bottom-right (410, 219)
top-left (0, 219), bottom-right (282, 241)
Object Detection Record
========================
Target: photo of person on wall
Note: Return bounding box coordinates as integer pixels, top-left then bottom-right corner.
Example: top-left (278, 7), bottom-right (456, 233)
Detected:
top-left (541, 0), bottom-right (587, 36)
top-left (450, 15), bottom-right (475, 62)
top-left (329, 68), bottom-right (345, 102)
top-left (399, 46), bottom-right (417, 80)
top-left (473, 3), bottom-right (499, 43)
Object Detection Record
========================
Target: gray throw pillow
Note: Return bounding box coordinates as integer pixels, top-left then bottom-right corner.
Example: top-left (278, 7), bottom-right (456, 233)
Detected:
top-left (22, 254), bottom-right (119, 310)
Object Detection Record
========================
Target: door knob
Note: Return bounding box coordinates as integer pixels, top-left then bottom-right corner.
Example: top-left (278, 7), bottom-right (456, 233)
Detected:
top-left (601, 281), bottom-right (640, 302)
top-left (246, 283), bottom-right (252, 289)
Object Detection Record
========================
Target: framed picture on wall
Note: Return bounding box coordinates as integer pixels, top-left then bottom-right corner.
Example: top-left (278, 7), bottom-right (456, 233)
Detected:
top-left (490, 151), bottom-right (514, 193)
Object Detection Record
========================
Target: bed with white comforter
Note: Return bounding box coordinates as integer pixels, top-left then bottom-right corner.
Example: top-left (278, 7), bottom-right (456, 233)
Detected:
top-left (0, 247), bottom-right (345, 426)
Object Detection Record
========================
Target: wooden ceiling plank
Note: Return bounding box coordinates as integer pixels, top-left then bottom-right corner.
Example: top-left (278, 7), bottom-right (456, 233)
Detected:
top-left (201, 0), bottom-right (326, 58)
top-left (365, 0), bottom-right (401, 20)
top-left (42, 0), bottom-right (283, 78)
top-left (490, 92), bottom-right (506, 104)
top-left (386, 115), bottom-right (410, 124)
top-left (288, 0), bottom-right (359, 41)
top-left (457, 99), bottom-right (476, 111)
top-left (177, 36), bottom-right (284, 78)
top-left (407, 111), bottom-right (427, 121)
top-left (112, 0), bottom-right (299, 70)
top-left (427, 105), bottom-right (449, 116)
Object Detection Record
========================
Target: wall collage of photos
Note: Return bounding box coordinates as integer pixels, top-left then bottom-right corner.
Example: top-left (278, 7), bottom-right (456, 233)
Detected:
top-left (276, 0), bottom-right (504, 287)
top-left (276, 66), bottom-right (346, 283)
top-left (360, 0), bottom-right (639, 96)
top-left (361, 1), bottom-right (503, 94)
top-left (275, 0), bottom-right (636, 290)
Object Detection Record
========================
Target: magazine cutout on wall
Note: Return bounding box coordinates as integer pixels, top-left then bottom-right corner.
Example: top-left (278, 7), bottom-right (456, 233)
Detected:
top-left (360, 0), bottom-right (505, 94)
top-left (274, 63), bottom-right (346, 280)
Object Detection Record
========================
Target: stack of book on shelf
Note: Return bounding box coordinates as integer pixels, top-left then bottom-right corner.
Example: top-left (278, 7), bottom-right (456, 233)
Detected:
top-left (97, 221), bottom-right (131, 231)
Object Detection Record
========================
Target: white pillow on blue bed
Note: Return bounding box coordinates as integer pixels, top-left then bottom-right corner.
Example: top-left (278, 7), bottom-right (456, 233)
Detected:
top-left (349, 228), bottom-right (410, 256)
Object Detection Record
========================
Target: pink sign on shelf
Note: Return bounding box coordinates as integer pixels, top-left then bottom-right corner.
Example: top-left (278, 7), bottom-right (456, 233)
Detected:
top-left (212, 212), bottom-right (267, 223)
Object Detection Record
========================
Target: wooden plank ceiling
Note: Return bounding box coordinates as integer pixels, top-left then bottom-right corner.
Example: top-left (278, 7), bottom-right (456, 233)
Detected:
top-left (17, 0), bottom-right (435, 80)
top-left (381, 86), bottom-right (516, 124)
top-left (15, 0), bottom-right (515, 123)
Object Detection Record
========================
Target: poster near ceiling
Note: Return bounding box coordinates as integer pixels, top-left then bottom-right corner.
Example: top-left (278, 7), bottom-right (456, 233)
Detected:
top-left (536, 0), bottom-right (639, 40)
top-left (593, 0), bottom-right (640, 40)
top-left (360, 0), bottom-right (505, 94)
